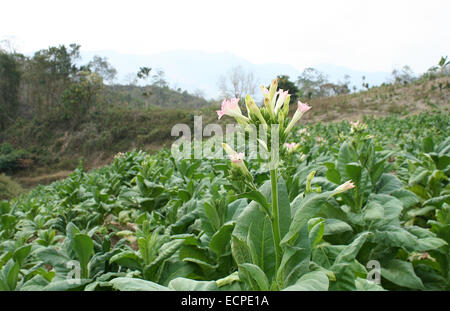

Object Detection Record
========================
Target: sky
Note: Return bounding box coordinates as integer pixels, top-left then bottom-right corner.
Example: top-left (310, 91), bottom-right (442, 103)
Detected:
top-left (1, 0), bottom-right (449, 74)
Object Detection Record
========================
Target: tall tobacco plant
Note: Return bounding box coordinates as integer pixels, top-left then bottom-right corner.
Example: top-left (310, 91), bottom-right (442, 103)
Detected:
top-left (216, 79), bottom-right (355, 290)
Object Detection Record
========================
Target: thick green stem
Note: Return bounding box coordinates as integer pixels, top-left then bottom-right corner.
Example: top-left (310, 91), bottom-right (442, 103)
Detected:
top-left (270, 169), bottom-right (282, 273)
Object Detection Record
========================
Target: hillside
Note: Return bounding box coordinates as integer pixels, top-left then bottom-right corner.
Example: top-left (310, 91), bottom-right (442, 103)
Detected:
top-left (300, 76), bottom-right (450, 123)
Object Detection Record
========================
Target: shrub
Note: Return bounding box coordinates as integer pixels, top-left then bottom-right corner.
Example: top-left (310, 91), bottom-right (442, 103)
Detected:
top-left (0, 143), bottom-right (31, 173)
top-left (0, 173), bottom-right (23, 201)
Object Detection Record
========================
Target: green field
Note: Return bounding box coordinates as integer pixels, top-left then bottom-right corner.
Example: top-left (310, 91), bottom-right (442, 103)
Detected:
top-left (1, 109), bottom-right (449, 291)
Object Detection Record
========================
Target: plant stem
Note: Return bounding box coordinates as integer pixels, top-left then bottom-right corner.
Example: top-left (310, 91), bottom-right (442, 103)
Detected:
top-left (270, 168), bottom-right (282, 272)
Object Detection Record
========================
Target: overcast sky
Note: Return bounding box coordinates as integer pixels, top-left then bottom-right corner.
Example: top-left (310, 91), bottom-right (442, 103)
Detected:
top-left (1, 0), bottom-right (449, 73)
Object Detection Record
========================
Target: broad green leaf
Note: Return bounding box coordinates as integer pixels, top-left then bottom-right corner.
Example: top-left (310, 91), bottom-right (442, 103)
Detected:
top-left (334, 232), bottom-right (370, 265)
top-left (204, 201), bottom-right (221, 232)
top-left (355, 278), bottom-right (385, 291)
top-left (390, 189), bottom-right (419, 208)
top-left (323, 219), bottom-right (353, 236)
top-left (109, 251), bottom-right (142, 270)
top-left (13, 245), bottom-right (32, 266)
top-left (20, 275), bottom-right (50, 291)
top-left (238, 263), bottom-right (270, 291)
top-left (337, 142), bottom-right (357, 180)
top-left (326, 167), bottom-right (341, 184)
top-left (282, 192), bottom-right (332, 245)
top-left (210, 221), bottom-right (235, 256)
top-left (168, 277), bottom-right (218, 291)
top-left (283, 271), bottom-right (329, 291)
top-left (36, 248), bottom-right (71, 267)
top-left (43, 279), bottom-right (92, 291)
top-left (109, 277), bottom-right (172, 291)
top-left (381, 259), bottom-right (424, 289)
top-left (376, 173), bottom-right (404, 194)
top-left (372, 227), bottom-right (418, 252)
top-left (277, 224), bottom-right (311, 288)
top-left (363, 201), bottom-right (384, 221)
top-left (73, 234), bottom-right (94, 279)
top-left (415, 237), bottom-right (447, 251)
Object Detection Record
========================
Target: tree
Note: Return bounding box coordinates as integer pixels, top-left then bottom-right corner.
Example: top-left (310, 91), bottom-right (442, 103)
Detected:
top-left (0, 51), bottom-right (21, 129)
top-left (218, 65), bottom-right (259, 99)
top-left (391, 65), bottom-right (415, 85)
top-left (137, 66), bottom-right (152, 81)
top-left (151, 69), bottom-right (168, 105)
top-left (137, 67), bottom-right (153, 106)
top-left (23, 43), bottom-right (81, 113)
top-left (152, 69), bottom-right (168, 88)
top-left (296, 68), bottom-right (328, 99)
top-left (427, 56), bottom-right (450, 77)
top-left (62, 70), bottom-right (103, 126)
top-left (87, 55), bottom-right (117, 84)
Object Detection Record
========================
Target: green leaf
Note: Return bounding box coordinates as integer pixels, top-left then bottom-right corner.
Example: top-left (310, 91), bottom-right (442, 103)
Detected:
top-left (277, 224), bottom-right (311, 288)
top-left (36, 248), bottom-right (71, 267)
top-left (423, 194), bottom-right (450, 208)
top-left (1, 260), bottom-right (20, 290)
top-left (168, 277), bottom-right (219, 291)
top-left (415, 237), bottom-right (447, 251)
top-left (109, 277), bottom-right (172, 291)
top-left (43, 279), bottom-right (91, 291)
top-left (282, 192), bottom-right (332, 245)
top-left (363, 201), bottom-right (384, 221)
top-left (326, 167), bottom-right (341, 184)
top-left (334, 232), bottom-right (370, 265)
top-left (372, 227), bottom-right (418, 252)
top-left (376, 173), bottom-right (404, 194)
top-left (354, 278), bottom-right (385, 291)
top-left (309, 219), bottom-right (325, 248)
top-left (345, 162), bottom-right (362, 185)
top-left (232, 180), bottom-right (289, 280)
top-left (13, 245), bottom-right (32, 266)
top-left (283, 271), bottom-right (329, 291)
top-left (109, 251), bottom-right (142, 270)
top-left (20, 275), bottom-right (50, 291)
top-left (210, 222), bottom-right (235, 256)
top-left (238, 263), bottom-right (270, 291)
top-left (337, 142), bottom-right (357, 180)
top-left (235, 190), bottom-right (270, 216)
top-left (381, 259), bottom-right (424, 289)
top-left (204, 201), bottom-right (221, 232)
top-left (144, 239), bottom-right (184, 282)
top-left (73, 234), bottom-right (94, 279)
top-left (390, 189), bottom-right (419, 208)
top-left (231, 236), bottom-right (252, 266)
top-left (323, 219), bottom-right (353, 236)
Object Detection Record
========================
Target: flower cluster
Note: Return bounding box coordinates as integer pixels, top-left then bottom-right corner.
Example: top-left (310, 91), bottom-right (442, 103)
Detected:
top-left (284, 142), bottom-right (300, 153)
top-left (217, 78), bottom-right (312, 170)
top-left (350, 120), bottom-right (368, 133)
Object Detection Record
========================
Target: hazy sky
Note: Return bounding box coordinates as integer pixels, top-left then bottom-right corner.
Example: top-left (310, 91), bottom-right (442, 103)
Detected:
top-left (1, 0), bottom-right (449, 73)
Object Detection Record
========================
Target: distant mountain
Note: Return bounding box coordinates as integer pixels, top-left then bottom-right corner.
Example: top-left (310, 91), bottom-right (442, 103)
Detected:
top-left (80, 50), bottom-right (391, 99)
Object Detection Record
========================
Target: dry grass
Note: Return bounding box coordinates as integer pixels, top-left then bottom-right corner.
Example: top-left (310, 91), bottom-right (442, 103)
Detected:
top-left (294, 76), bottom-right (450, 124)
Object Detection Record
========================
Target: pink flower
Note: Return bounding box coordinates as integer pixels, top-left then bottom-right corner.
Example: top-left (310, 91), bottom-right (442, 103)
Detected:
top-left (284, 101), bottom-right (312, 135)
top-left (261, 86), bottom-right (270, 96)
top-left (229, 152), bottom-right (245, 163)
top-left (298, 101), bottom-right (312, 113)
top-left (217, 98), bottom-right (241, 119)
top-left (335, 180), bottom-right (355, 193)
top-left (284, 142), bottom-right (299, 150)
top-left (274, 89), bottom-right (289, 113)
